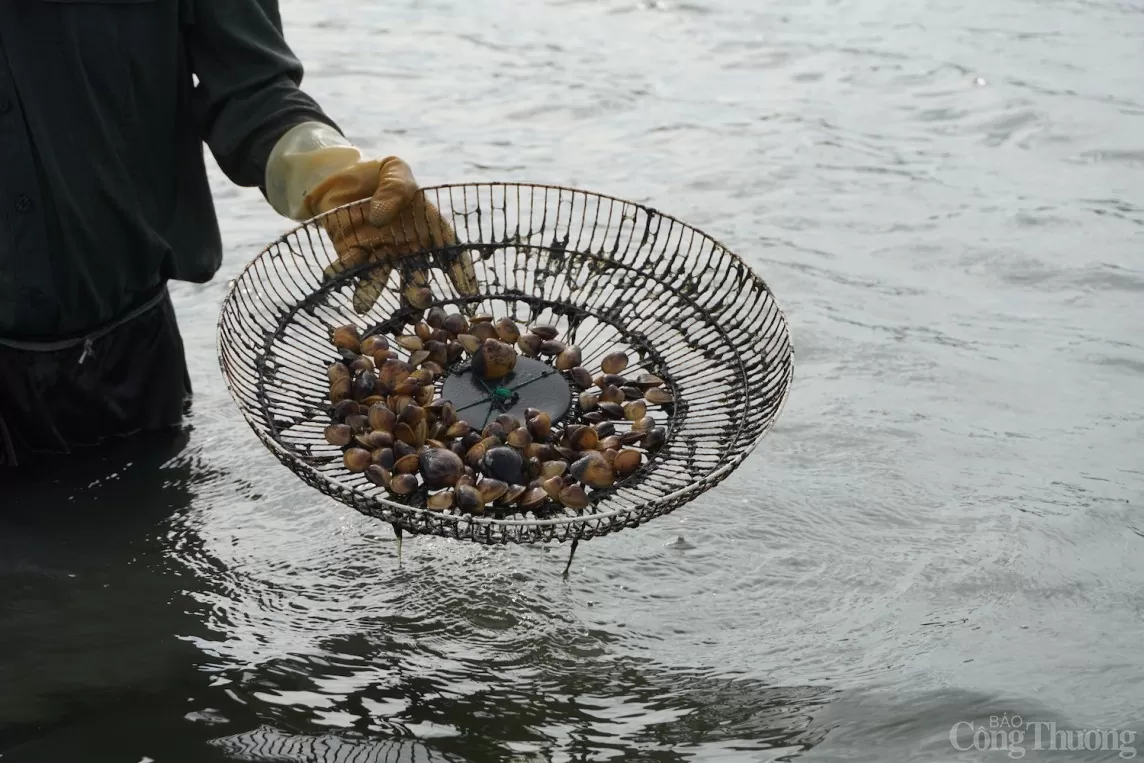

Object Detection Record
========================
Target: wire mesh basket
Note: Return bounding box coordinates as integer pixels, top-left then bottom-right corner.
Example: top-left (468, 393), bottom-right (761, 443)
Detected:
top-left (217, 183), bottom-right (793, 547)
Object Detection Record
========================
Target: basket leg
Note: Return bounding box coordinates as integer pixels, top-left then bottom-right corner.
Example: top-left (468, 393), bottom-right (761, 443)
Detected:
top-left (562, 538), bottom-right (579, 578)
top-left (392, 523), bottom-right (403, 558)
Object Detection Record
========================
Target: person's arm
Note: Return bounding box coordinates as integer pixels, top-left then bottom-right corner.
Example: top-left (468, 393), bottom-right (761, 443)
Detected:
top-left (183, 0), bottom-right (357, 215)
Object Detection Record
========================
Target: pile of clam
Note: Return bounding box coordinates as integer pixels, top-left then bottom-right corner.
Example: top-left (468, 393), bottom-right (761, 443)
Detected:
top-left (321, 305), bottom-right (671, 517)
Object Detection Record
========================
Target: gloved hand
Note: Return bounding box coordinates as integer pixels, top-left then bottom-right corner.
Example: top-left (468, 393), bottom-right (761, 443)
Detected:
top-left (265, 122), bottom-right (479, 314)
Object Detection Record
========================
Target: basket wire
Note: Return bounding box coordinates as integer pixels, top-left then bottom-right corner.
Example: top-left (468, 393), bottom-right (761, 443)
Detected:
top-left (217, 183), bottom-right (793, 546)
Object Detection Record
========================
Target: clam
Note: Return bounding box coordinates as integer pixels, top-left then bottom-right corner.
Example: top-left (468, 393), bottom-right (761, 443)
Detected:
top-left (471, 321), bottom-right (499, 342)
top-left (567, 425), bottom-right (598, 452)
top-left (372, 349), bottom-right (391, 367)
top-left (496, 414), bottom-right (521, 432)
top-left (578, 391), bottom-right (598, 412)
top-left (360, 395), bottom-right (386, 408)
top-left (331, 324), bottom-right (361, 354)
top-left (538, 339), bottom-right (566, 356)
top-left (419, 447), bottom-right (464, 489)
top-left (601, 351), bottom-right (629, 375)
top-left (620, 431), bottom-right (645, 446)
top-left (501, 484), bottom-right (527, 505)
top-left (601, 448), bottom-right (619, 466)
top-left (398, 404), bottom-right (426, 430)
top-left (570, 367), bottom-right (594, 388)
top-left (517, 334), bottom-right (541, 357)
top-left (427, 490), bottom-right (454, 511)
top-left (405, 286), bottom-right (434, 310)
top-left (542, 476), bottom-right (565, 499)
top-left (396, 335), bottom-right (423, 352)
top-left (394, 453), bottom-right (421, 474)
top-left (324, 423), bottom-right (353, 447)
top-left (410, 367), bottom-right (434, 386)
top-left (495, 318), bottom-right (521, 343)
top-left (415, 385), bottom-right (435, 407)
top-left (408, 349), bottom-right (430, 367)
top-left (390, 474), bottom-right (420, 495)
top-left (518, 486), bottom-right (548, 509)
top-left (329, 376), bottom-right (353, 403)
top-left (394, 423), bottom-right (418, 447)
top-left (614, 449), bottom-right (642, 478)
top-left (388, 394), bottom-right (414, 415)
top-left (601, 374), bottom-right (628, 389)
top-left (348, 356), bottom-right (374, 375)
top-left (558, 484), bottom-right (589, 510)
top-left (478, 478), bottom-right (510, 504)
top-left (424, 340), bottom-right (448, 368)
top-left (360, 335), bottom-right (389, 356)
top-left (443, 313), bottom-right (469, 337)
top-left (507, 427), bottom-right (532, 449)
top-left (621, 386), bottom-right (644, 401)
top-left (422, 361), bottom-right (445, 378)
top-left (394, 441), bottom-right (416, 460)
top-left (363, 430), bottom-right (393, 450)
top-left (373, 448), bottom-right (396, 469)
top-left (569, 451), bottom-right (615, 488)
top-left (600, 385), bottom-right (624, 404)
top-left (598, 435), bottom-right (623, 451)
top-left (353, 370), bottom-right (379, 400)
top-left (645, 388), bottom-right (673, 406)
top-left (414, 322), bottom-right (432, 341)
top-left (345, 414), bottom-right (370, 433)
top-left (364, 464), bottom-right (391, 488)
top-left (455, 484), bottom-right (485, 514)
top-left (594, 421), bottom-right (616, 438)
top-left (531, 325), bottom-right (559, 340)
top-left (598, 402), bottom-right (625, 419)
top-left (447, 342), bottom-right (465, 363)
top-left (524, 408), bottom-right (542, 421)
top-left (633, 415), bottom-right (655, 432)
top-left (327, 362), bottom-right (351, 384)
top-left (581, 412), bottom-right (606, 425)
top-left (525, 457), bottom-right (542, 481)
top-left (472, 340), bottom-right (517, 380)
top-left (438, 402), bottom-right (458, 428)
top-left (482, 446), bottom-right (524, 484)
top-left (462, 431), bottom-right (483, 451)
top-left (645, 427), bottom-right (666, 451)
top-left (482, 422), bottom-right (506, 441)
top-left (331, 399), bottom-right (361, 423)
top-left (555, 345), bottom-right (582, 371)
top-left (524, 443), bottom-right (544, 460)
top-left (447, 421), bottom-right (472, 439)
top-left (343, 447), bottom-right (372, 473)
top-left (470, 314), bottom-right (494, 324)
top-left (394, 376), bottom-right (421, 397)
top-left (624, 400), bottom-right (647, 421)
top-left (378, 359), bottom-right (414, 391)
top-left (457, 334), bottom-right (481, 355)
top-left (426, 306), bottom-right (449, 329)
top-left (527, 411), bottom-right (552, 441)
top-left (636, 373), bottom-right (664, 389)
top-left (541, 460), bottom-right (568, 479)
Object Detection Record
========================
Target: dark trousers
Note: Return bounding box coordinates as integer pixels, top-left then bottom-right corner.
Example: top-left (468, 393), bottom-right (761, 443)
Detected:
top-left (0, 286), bottom-right (193, 467)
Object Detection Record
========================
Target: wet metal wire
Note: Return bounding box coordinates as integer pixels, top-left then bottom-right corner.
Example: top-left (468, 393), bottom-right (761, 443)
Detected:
top-left (216, 183), bottom-right (793, 545)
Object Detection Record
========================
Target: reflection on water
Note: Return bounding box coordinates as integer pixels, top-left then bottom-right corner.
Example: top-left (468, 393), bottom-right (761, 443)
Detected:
top-left (3, 0), bottom-right (1144, 758)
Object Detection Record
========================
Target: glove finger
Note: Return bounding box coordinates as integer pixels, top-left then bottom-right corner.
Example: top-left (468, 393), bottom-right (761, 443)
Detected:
top-left (351, 262), bottom-right (394, 315)
top-left (323, 245), bottom-right (370, 282)
top-left (368, 158), bottom-right (419, 228)
top-left (399, 267), bottom-right (435, 310)
top-left (444, 250), bottom-right (480, 297)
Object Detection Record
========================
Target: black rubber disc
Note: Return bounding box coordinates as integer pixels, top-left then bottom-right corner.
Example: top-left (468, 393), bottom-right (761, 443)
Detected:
top-left (441, 356), bottom-right (572, 430)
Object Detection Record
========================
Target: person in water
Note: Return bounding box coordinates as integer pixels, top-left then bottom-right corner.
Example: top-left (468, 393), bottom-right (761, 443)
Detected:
top-left (0, 1), bottom-right (473, 467)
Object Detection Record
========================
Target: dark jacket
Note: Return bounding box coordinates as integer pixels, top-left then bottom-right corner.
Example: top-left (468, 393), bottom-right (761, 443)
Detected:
top-left (0, 0), bottom-right (339, 340)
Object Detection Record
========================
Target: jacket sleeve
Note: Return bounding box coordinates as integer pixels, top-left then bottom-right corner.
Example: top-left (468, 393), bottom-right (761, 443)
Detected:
top-left (183, 0), bottom-right (343, 191)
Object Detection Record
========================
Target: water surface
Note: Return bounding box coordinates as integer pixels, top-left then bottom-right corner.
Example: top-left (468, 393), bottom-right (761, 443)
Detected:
top-left (2, 0), bottom-right (1142, 760)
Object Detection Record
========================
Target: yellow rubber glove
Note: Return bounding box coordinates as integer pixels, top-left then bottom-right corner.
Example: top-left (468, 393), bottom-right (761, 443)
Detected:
top-left (265, 122), bottom-right (478, 314)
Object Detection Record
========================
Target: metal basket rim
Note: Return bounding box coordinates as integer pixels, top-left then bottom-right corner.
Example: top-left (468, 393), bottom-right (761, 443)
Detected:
top-left (215, 181), bottom-right (795, 533)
